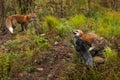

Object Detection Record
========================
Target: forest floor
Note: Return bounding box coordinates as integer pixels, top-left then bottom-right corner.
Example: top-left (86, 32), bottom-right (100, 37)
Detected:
top-left (0, 33), bottom-right (74, 80)
top-left (0, 29), bottom-right (120, 80)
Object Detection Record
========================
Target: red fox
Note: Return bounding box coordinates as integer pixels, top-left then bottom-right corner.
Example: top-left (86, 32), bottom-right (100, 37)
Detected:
top-left (5, 13), bottom-right (37, 33)
top-left (72, 29), bottom-right (108, 64)
top-left (73, 29), bottom-right (100, 45)
top-left (72, 29), bottom-right (108, 51)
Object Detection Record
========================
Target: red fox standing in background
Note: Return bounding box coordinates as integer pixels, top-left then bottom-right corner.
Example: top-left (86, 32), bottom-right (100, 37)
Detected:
top-left (5, 13), bottom-right (37, 33)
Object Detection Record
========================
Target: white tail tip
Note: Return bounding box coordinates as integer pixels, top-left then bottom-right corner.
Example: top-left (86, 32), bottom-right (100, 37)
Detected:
top-left (8, 27), bottom-right (13, 33)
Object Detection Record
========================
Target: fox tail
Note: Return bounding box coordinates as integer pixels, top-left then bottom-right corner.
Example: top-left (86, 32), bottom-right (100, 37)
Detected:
top-left (5, 18), bottom-right (13, 33)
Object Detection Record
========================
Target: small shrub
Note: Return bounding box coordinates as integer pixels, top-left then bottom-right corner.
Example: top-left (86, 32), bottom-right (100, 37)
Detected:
top-left (32, 36), bottom-right (50, 51)
top-left (0, 52), bottom-right (17, 80)
top-left (56, 24), bottom-right (73, 38)
top-left (26, 27), bottom-right (36, 35)
top-left (69, 14), bottom-right (86, 29)
top-left (25, 66), bottom-right (36, 73)
top-left (3, 40), bottom-right (20, 53)
top-left (92, 14), bottom-right (120, 38)
top-left (106, 12), bottom-right (120, 26)
top-left (103, 47), bottom-right (118, 62)
top-left (43, 16), bottom-right (60, 33)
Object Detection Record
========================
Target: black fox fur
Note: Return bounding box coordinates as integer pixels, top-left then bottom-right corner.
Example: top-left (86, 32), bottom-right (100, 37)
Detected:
top-left (70, 36), bottom-right (94, 67)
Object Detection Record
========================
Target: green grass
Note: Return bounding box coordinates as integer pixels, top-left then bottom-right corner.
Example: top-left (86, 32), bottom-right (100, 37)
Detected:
top-left (69, 14), bottom-right (86, 29)
top-left (1, 11), bottom-right (120, 80)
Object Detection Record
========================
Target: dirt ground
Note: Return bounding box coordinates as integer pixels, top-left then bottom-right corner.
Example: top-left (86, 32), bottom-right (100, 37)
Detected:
top-left (0, 33), bottom-right (73, 80)
top-left (2, 33), bottom-right (119, 80)
top-left (13, 43), bottom-right (73, 80)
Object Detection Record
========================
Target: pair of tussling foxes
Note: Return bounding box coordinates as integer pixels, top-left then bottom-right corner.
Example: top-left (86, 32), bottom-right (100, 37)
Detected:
top-left (5, 13), bottom-right (107, 67)
top-left (71, 29), bottom-right (108, 67)
top-left (5, 13), bottom-right (37, 34)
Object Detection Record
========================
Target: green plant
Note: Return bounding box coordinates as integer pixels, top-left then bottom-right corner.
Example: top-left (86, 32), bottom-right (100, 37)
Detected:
top-left (69, 14), bottom-right (86, 29)
top-left (25, 66), bottom-right (36, 73)
top-left (56, 24), bottom-right (73, 38)
top-left (0, 52), bottom-right (17, 80)
top-left (43, 16), bottom-right (60, 33)
top-left (4, 40), bottom-right (19, 49)
top-left (32, 36), bottom-right (50, 51)
top-left (103, 47), bottom-right (117, 62)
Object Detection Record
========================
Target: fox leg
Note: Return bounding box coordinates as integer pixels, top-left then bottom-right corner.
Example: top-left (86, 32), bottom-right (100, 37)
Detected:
top-left (70, 39), bottom-right (81, 52)
top-left (12, 19), bottom-right (17, 28)
top-left (20, 23), bottom-right (28, 32)
top-left (24, 23), bottom-right (28, 31)
top-left (20, 24), bottom-right (24, 32)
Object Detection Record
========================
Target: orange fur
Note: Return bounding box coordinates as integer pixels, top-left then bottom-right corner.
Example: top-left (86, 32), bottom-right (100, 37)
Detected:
top-left (5, 13), bottom-right (37, 33)
top-left (73, 29), bottom-right (100, 45)
top-left (81, 32), bottom-right (100, 45)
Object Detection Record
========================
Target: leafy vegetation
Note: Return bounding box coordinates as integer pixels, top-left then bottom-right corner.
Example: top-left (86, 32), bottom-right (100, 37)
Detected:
top-left (0, 0), bottom-right (120, 80)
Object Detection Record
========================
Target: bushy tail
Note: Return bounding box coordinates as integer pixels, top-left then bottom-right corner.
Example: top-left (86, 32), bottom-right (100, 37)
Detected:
top-left (82, 51), bottom-right (94, 67)
top-left (5, 18), bottom-right (13, 33)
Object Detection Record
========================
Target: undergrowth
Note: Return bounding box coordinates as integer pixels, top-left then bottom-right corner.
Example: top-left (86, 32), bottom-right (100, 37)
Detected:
top-left (61, 47), bottom-right (120, 80)
top-left (0, 30), bottom-right (50, 79)
top-left (0, 11), bottom-right (120, 80)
